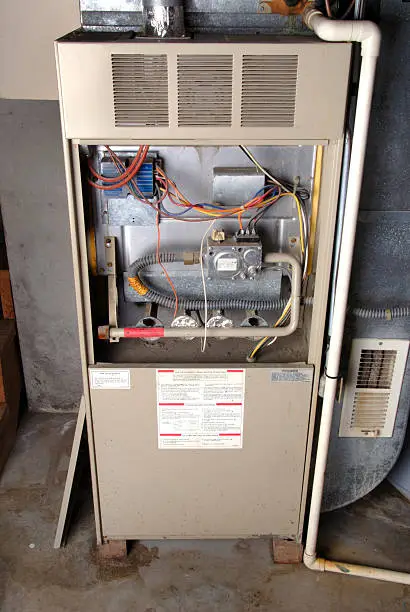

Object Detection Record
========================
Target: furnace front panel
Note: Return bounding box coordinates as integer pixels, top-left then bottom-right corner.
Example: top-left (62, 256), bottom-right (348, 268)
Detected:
top-left (90, 365), bottom-right (313, 539)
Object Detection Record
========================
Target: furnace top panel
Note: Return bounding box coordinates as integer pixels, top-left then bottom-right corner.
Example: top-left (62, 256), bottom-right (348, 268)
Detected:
top-left (55, 38), bottom-right (351, 141)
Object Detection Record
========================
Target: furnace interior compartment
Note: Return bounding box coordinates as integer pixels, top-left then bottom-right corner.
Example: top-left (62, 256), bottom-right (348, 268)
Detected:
top-left (83, 144), bottom-right (316, 364)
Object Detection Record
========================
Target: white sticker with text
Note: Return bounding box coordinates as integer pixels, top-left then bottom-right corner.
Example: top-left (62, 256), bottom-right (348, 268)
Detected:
top-left (90, 369), bottom-right (130, 389)
top-left (156, 368), bottom-right (245, 449)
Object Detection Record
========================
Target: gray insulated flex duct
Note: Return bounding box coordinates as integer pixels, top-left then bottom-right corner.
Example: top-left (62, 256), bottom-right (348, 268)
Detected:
top-left (321, 368), bottom-right (410, 513)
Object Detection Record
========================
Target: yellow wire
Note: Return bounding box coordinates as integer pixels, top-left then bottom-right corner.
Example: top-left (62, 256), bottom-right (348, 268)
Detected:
top-left (248, 300), bottom-right (292, 360)
top-left (159, 186), bottom-right (282, 220)
top-left (158, 165), bottom-right (284, 221)
top-left (248, 192), bottom-right (305, 361)
top-left (279, 192), bottom-right (305, 255)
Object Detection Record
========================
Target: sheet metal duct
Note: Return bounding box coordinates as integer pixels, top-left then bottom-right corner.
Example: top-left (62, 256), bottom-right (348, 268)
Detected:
top-left (142, 0), bottom-right (185, 37)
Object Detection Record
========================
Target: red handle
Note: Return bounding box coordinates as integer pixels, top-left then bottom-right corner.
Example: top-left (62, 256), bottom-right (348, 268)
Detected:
top-left (123, 327), bottom-right (165, 338)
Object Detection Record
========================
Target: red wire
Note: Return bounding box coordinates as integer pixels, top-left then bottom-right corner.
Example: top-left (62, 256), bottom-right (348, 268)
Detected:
top-left (88, 146), bottom-right (143, 183)
top-left (88, 145), bottom-right (149, 190)
top-left (106, 145), bottom-right (148, 177)
top-left (90, 155), bottom-right (278, 227)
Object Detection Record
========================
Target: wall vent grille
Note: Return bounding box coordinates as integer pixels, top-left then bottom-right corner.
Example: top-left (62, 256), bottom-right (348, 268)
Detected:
top-left (339, 339), bottom-right (409, 438)
top-left (241, 55), bottom-right (298, 127)
top-left (177, 55), bottom-right (233, 126)
top-left (112, 54), bottom-right (169, 127)
top-left (356, 349), bottom-right (396, 389)
top-left (350, 391), bottom-right (390, 430)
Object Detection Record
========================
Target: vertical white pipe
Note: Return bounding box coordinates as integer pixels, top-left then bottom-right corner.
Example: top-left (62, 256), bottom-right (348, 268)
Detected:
top-left (303, 9), bottom-right (381, 563)
top-left (328, 132), bottom-right (351, 332)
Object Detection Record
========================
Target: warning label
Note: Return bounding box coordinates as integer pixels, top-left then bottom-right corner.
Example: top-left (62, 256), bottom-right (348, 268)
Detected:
top-left (156, 369), bottom-right (245, 449)
top-left (271, 368), bottom-right (313, 383)
top-left (90, 369), bottom-right (130, 389)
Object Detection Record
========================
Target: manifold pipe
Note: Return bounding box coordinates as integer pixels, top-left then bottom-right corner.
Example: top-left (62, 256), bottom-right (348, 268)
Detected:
top-left (111, 252), bottom-right (301, 340)
top-left (301, 7), bottom-right (408, 585)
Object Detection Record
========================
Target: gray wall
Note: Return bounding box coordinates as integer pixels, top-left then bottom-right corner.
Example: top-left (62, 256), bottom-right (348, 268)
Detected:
top-left (0, 100), bottom-right (82, 412)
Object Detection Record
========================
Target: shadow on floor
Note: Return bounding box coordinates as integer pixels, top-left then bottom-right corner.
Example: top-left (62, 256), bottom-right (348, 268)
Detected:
top-left (318, 480), bottom-right (410, 573)
top-left (1, 412), bottom-right (410, 611)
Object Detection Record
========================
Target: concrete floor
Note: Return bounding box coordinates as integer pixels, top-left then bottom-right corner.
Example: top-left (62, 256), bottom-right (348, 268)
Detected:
top-left (1, 414), bottom-right (410, 611)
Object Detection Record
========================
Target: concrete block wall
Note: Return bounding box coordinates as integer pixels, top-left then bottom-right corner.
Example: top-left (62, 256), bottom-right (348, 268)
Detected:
top-left (0, 100), bottom-right (82, 411)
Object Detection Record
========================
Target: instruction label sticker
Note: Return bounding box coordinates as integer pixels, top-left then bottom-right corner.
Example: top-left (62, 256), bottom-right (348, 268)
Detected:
top-left (156, 369), bottom-right (245, 449)
top-left (271, 368), bottom-right (312, 383)
top-left (217, 258), bottom-right (238, 272)
top-left (90, 369), bottom-right (130, 389)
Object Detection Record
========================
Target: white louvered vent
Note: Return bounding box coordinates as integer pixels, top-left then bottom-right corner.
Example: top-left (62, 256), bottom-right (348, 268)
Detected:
top-left (112, 54), bottom-right (169, 127)
top-left (177, 55), bottom-right (233, 126)
top-left (356, 349), bottom-right (396, 389)
top-left (241, 55), bottom-right (298, 127)
top-left (339, 339), bottom-right (409, 438)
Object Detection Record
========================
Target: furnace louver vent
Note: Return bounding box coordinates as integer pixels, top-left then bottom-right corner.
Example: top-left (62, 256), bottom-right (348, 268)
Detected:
top-left (339, 339), bottom-right (409, 438)
top-left (112, 54), bottom-right (169, 127)
top-left (241, 55), bottom-right (298, 127)
top-left (177, 55), bottom-right (233, 126)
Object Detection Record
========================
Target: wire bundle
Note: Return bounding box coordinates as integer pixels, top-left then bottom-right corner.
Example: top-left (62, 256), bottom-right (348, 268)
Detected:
top-left (88, 145), bottom-right (149, 191)
top-left (155, 165), bottom-right (284, 225)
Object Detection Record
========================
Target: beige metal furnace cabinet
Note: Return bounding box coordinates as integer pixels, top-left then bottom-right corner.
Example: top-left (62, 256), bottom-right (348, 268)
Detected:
top-left (55, 32), bottom-right (352, 546)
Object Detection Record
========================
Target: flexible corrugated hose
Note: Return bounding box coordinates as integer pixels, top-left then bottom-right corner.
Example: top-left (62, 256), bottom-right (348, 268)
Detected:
top-left (128, 251), bottom-right (291, 311)
top-left (349, 306), bottom-right (410, 320)
top-left (128, 252), bottom-right (410, 318)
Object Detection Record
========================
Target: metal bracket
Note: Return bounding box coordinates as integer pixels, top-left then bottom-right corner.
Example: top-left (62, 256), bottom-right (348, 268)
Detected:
top-left (105, 236), bottom-right (119, 343)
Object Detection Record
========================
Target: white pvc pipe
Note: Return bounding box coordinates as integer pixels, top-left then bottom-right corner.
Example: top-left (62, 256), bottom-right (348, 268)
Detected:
top-left (304, 7), bottom-right (381, 55)
top-left (305, 557), bottom-right (410, 585)
top-left (328, 131), bottom-right (351, 332)
top-left (301, 7), bottom-right (409, 587)
top-left (305, 38), bottom-right (379, 563)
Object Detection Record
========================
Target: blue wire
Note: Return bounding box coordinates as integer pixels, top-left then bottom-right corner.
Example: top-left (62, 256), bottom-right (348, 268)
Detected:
top-left (253, 185), bottom-right (279, 197)
top-left (128, 174), bottom-right (279, 219)
top-left (160, 202), bottom-right (192, 217)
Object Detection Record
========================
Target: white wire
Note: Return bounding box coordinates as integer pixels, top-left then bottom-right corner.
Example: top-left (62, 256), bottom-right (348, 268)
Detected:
top-left (299, 199), bottom-right (309, 279)
top-left (200, 219), bottom-right (217, 352)
top-left (240, 145), bottom-right (288, 192)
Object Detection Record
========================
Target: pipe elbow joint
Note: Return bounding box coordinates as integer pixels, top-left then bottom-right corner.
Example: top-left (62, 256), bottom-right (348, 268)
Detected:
top-left (303, 6), bottom-right (381, 58)
top-left (357, 21), bottom-right (381, 57)
top-left (303, 5), bottom-right (324, 30)
top-left (304, 550), bottom-right (325, 571)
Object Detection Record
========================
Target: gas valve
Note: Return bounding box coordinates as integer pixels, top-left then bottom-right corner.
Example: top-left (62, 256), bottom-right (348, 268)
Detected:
top-left (206, 231), bottom-right (263, 281)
